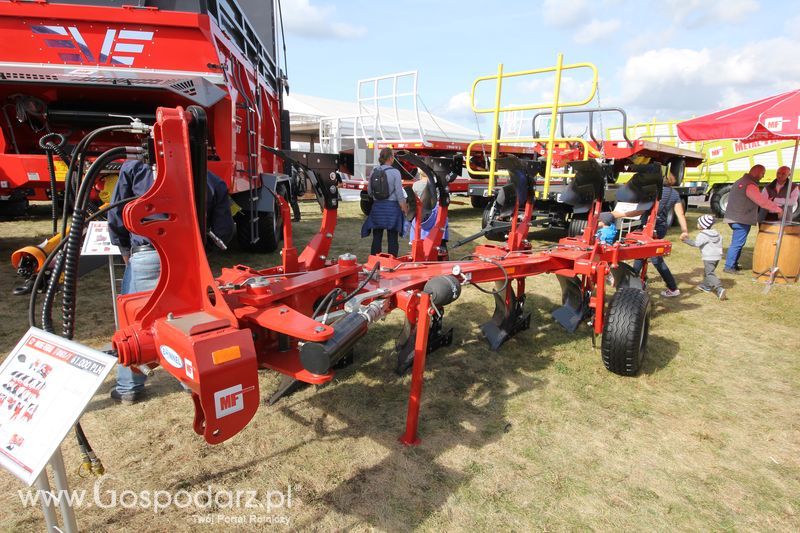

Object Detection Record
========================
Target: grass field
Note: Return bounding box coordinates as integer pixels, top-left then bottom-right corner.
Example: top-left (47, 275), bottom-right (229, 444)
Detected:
top-left (0, 200), bottom-right (798, 532)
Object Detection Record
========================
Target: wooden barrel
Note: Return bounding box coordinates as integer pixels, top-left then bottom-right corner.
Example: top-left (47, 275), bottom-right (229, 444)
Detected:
top-left (752, 222), bottom-right (800, 283)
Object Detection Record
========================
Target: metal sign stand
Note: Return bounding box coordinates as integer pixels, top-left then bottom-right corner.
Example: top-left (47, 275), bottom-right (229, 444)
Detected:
top-left (108, 255), bottom-right (121, 328)
top-left (34, 447), bottom-right (78, 532)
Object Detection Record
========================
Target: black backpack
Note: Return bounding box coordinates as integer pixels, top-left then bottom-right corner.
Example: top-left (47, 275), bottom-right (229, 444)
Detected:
top-left (369, 166), bottom-right (391, 200)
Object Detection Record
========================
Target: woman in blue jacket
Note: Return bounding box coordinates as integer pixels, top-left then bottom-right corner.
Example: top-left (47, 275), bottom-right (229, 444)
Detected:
top-left (361, 147), bottom-right (408, 256)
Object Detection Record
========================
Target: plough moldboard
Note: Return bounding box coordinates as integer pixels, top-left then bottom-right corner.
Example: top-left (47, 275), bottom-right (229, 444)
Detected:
top-left (112, 107), bottom-right (671, 445)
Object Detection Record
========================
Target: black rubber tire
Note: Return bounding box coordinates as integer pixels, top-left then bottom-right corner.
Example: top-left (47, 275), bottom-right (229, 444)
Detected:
top-left (601, 287), bottom-right (651, 376)
top-left (668, 197), bottom-right (689, 227)
top-left (0, 197), bottom-right (29, 217)
top-left (471, 195), bottom-right (490, 209)
top-left (665, 208), bottom-right (675, 228)
top-left (360, 196), bottom-right (372, 216)
top-left (235, 210), bottom-right (281, 253)
top-left (710, 185), bottom-right (731, 218)
top-left (568, 217), bottom-right (588, 238)
top-left (481, 202), bottom-right (492, 229)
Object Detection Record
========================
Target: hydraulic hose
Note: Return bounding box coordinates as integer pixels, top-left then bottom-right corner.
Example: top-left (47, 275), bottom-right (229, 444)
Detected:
top-left (40, 133), bottom-right (71, 234)
top-left (29, 197), bottom-right (134, 327)
top-left (312, 261), bottom-right (380, 320)
top-left (60, 147), bottom-right (130, 339)
top-left (41, 146), bottom-right (131, 334)
top-left (457, 254), bottom-right (509, 295)
top-left (28, 196), bottom-right (135, 479)
top-left (60, 125), bottom-right (134, 239)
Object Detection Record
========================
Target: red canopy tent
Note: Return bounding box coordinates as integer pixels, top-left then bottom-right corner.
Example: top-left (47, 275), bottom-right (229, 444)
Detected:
top-left (677, 89), bottom-right (800, 286)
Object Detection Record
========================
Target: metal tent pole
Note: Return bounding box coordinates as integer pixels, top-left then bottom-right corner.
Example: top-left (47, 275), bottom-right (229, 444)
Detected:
top-left (766, 138), bottom-right (799, 288)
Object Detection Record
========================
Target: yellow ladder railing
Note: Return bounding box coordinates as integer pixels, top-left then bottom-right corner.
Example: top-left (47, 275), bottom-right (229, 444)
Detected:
top-left (467, 54), bottom-right (598, 196)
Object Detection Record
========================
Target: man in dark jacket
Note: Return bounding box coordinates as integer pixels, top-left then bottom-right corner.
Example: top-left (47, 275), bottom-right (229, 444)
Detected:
top-left (107, 159), bottom-right (235, 404)
top-left (722, 164), bottom-right (782, 274)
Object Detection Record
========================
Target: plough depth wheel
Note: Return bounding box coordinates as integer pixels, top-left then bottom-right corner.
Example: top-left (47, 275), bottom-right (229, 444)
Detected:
top-left (601, 287), bottom-right (651, 376)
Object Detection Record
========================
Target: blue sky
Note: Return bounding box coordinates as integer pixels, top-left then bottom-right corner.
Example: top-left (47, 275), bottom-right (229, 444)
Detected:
top-left (279, 0), bottom-right (800, 131)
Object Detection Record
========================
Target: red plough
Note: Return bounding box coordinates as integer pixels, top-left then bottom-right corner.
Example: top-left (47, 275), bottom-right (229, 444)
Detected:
top-left (112, 107), bottom-right (672, 445)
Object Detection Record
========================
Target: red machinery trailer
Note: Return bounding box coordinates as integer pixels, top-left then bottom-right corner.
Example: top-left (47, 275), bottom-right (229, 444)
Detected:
top-left (93, 106), bottom-right (676, 445)
top-left (468, 108), bottom-right (706, 235)
top-left (0, 0), bottom-right (303, 252)
top-left (342, 139), bottom-right (539, 215)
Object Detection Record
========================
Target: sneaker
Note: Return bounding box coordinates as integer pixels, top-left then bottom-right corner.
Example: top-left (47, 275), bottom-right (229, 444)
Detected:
top-left (723, 268), bottom-right (741, 275)
top-left (716, 287), bottom-right (727, 300)
top-left (696, 285), bottom-right (712, 293)
top-left (661, 288), bottom-right (681, 297)
top-left (110, 387), bottom-right (144, 405)
top-left (734, 264), bottom-right (743, 271)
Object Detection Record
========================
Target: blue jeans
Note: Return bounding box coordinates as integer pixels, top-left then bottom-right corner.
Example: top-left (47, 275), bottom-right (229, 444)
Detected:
top-left (633, 256), bottom-right (678, 291)
top-left (116, 250), bottom-right (160, 393)
top-left (725, 223), bottom-right (751, 270)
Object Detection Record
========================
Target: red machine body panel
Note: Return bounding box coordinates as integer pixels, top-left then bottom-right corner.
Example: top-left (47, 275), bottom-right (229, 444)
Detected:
top-left (0, 0), bottom-right (281, 202)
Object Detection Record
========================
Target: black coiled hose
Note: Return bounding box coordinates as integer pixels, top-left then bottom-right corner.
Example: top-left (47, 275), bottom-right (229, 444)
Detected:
top-left (40, 146), bottom-right (129, 334)
top-left (59, 125), bottom-right (130, 239)
top-left (60, 147), bottom-right (129, 339)
top-left (39, 133), bottom-right (71, 234)
top-left (29, 196), bottom-right (134, 330)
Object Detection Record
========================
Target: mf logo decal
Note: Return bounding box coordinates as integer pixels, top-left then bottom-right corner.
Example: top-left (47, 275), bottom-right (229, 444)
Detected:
top-left (213, 384), bottom-right (255, 419)
top-left (32, 25), bottom-right (153, 66)
top-left (764, 116), bottom-right (786, 132)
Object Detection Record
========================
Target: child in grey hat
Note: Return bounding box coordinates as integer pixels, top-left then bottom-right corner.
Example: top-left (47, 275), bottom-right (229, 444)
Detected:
top-left (681, 214), bottom-right (726, 300)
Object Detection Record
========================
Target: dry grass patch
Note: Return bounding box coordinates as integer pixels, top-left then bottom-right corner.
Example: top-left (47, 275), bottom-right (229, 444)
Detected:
top-left (0, 200), bottom-right (798, 531)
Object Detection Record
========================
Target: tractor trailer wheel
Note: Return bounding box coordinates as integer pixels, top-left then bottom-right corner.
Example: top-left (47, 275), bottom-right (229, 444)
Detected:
top-left (0, 196), bottom-right (29, 217)
top-left (470, 195), bottom-right (490, 209)
top-left (710, 185), bottom-right (732, 218)
top-left (481, 202), bottom-right (493, 229)
top-left (235, 209), bottom-right (282, 253)
top-left (601, 287), bottom-right (651, 376)
top-left (360, 197), bottom-right (372, 216)
top-left (568, 217), bottom-right (588, 238)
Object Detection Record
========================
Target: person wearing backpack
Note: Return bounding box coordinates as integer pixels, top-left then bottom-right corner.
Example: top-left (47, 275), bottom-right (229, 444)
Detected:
top-left (361, 147), bottom-right (408, 256)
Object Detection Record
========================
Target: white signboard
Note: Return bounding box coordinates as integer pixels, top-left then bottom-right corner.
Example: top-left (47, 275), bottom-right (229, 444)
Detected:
top-left (81, 221), bottom-right (121, 256)
top-left (0, 328), bottom-right (116, 485)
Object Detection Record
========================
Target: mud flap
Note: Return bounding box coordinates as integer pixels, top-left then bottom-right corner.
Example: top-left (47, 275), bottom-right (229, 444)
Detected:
top-left (552, 275), bottom-right (588, 333)
top-left (394, 313), bottom-right (453, 374)
top-left (480, 284), bottom-right (531, 351)
top-left (610, 262), bottom-right (644, 290)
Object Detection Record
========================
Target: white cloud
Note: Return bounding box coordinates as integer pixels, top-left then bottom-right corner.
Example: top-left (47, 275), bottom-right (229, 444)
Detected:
top-left (618, 37), bottom-right (800, 119)
top-left (440, 91), bottom-right (482, 125)
top-left (785, 14), bottom-right (800, 33)
top-left (662, 0), bottom-right (759, 27)
top-left (444, 91), bottom-right (474, 115)
top-left (524, 75), bottom-right (597, 106)
top-left (574, 18), bottom-right (621, 44)
top-left (282, 0), bottom-right (367, 40)
top-left (543, 0), bottom-right (588, 26)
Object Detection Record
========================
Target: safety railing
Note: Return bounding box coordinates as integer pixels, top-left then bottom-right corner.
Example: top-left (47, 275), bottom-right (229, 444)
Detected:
top-left (467, 136), bottom-right (601, 179)
top-left (531, 107), bottom-right (633, 149)
top-left (467, 54), bottom-right (598, 196)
